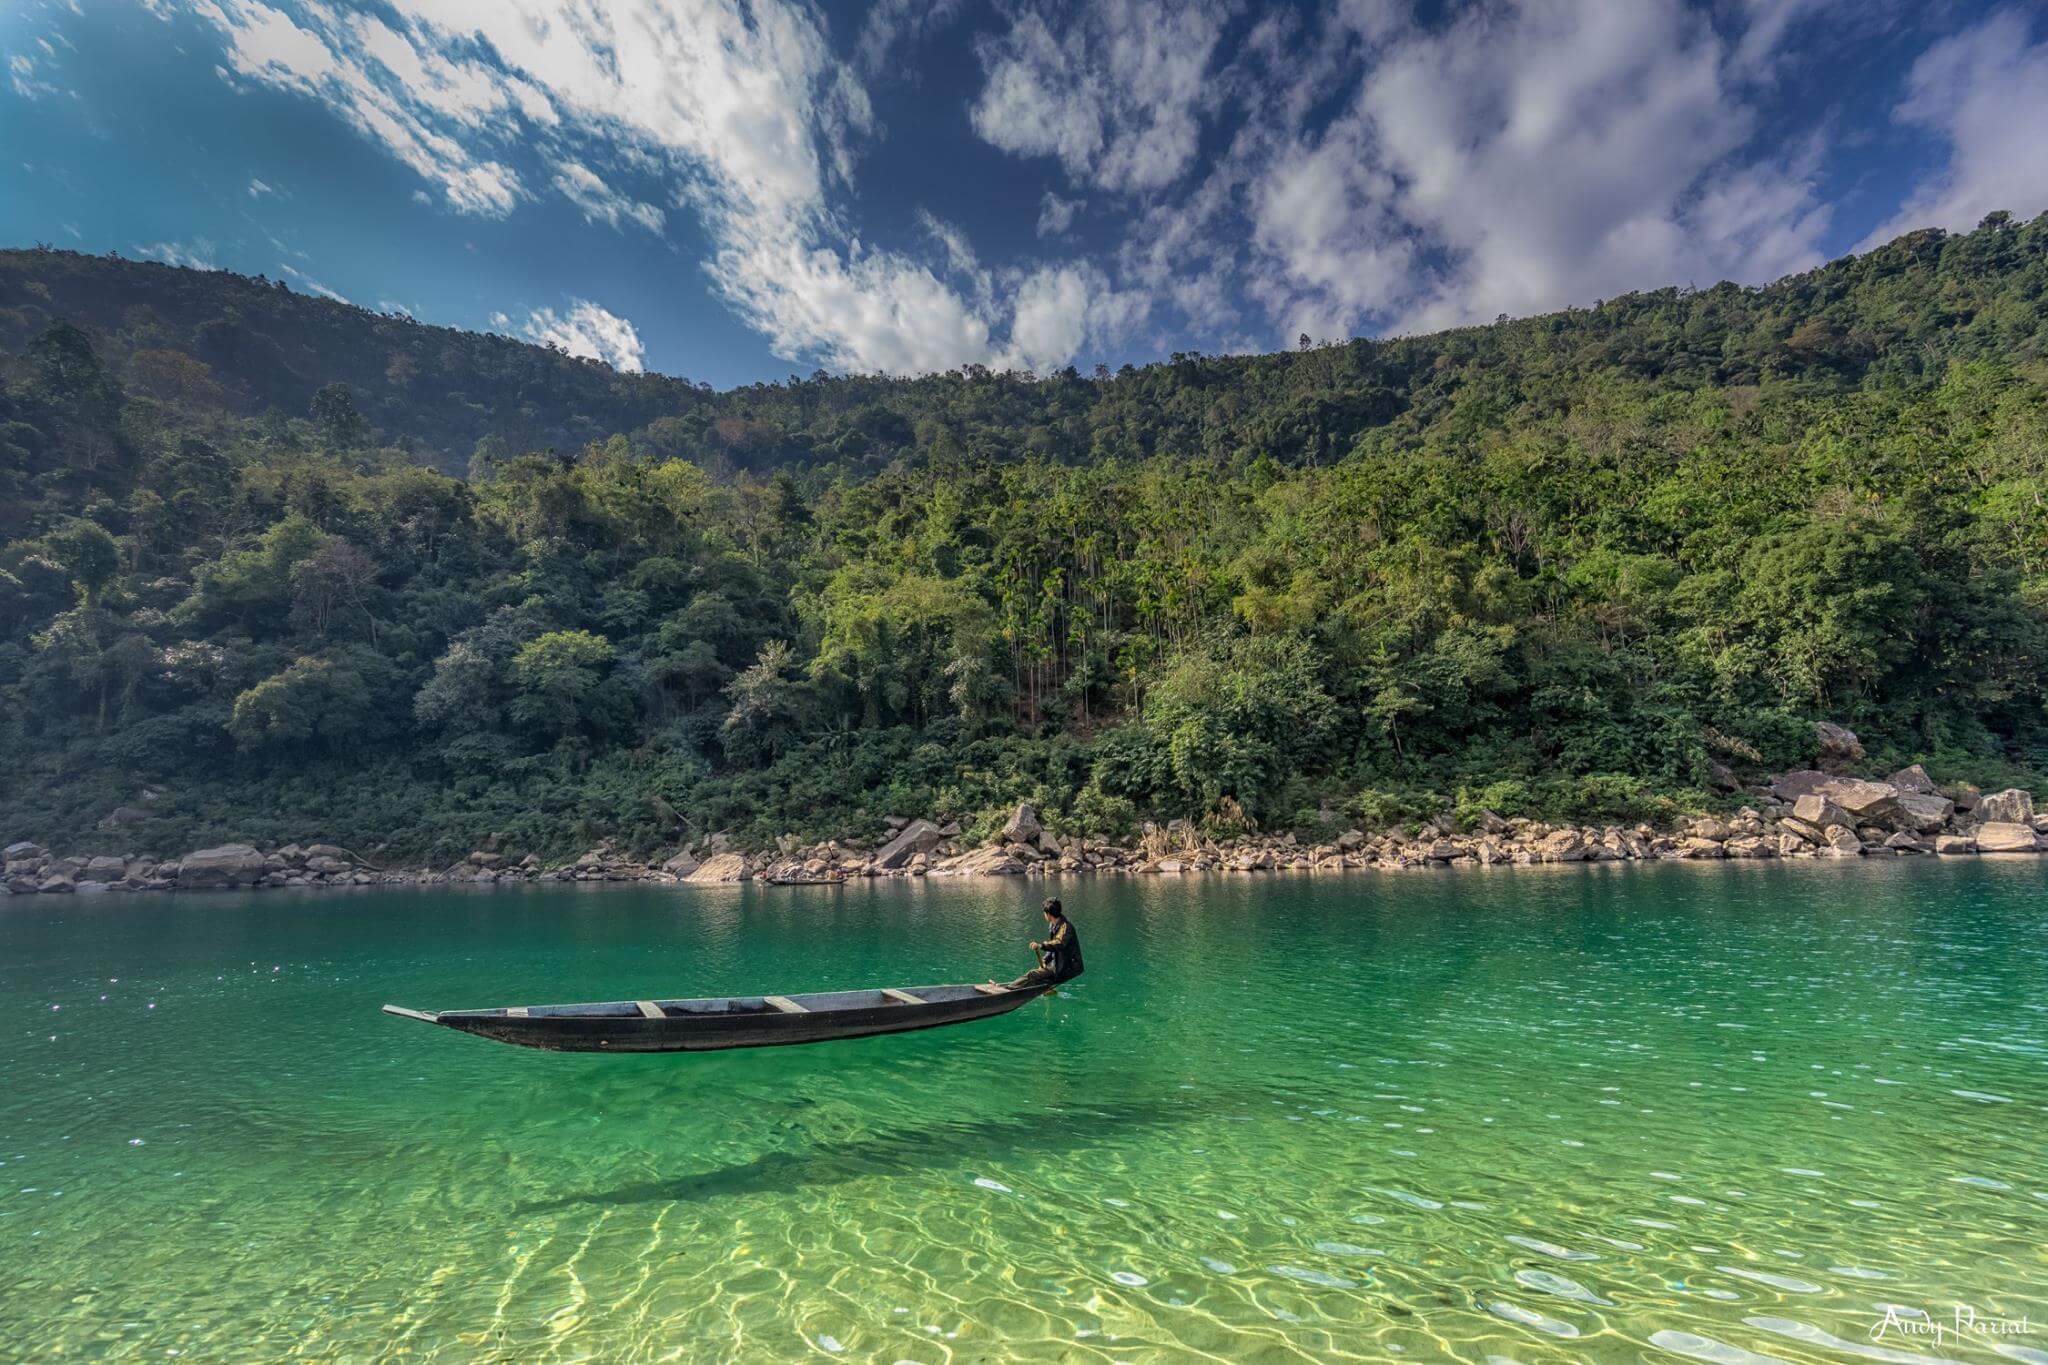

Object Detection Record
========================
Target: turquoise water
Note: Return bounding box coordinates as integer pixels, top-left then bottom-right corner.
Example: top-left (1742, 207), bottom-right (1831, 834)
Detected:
top-left (4, 861), bottom-right (2046, 1361)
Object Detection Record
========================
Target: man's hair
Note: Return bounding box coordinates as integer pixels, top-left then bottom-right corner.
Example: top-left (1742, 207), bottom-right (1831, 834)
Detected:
top-left (1042, 898), bottom-right (1063, 917)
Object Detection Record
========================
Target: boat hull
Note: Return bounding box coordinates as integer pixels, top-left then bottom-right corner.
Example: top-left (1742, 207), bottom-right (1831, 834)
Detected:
top-left (383, 982), bottom-right (1054, 1052)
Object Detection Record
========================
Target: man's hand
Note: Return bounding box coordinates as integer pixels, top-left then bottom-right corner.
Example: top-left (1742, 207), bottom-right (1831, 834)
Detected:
top-left (1028, 940), bottom-right (1042, 951)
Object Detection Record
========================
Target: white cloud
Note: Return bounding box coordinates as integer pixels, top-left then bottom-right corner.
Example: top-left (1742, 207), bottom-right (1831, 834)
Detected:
top-left (970, 0), bottom-right (1229, 193)
top-left (520, 300), bottom-right (646, 373)
top-left (1137, 0), bottom-right (1836, 347)
top-left (183, 0), bottom-right (1141, 375)
top-left (191, 0), bottom-right (523, 215)
top-left (1009, 262), bottom-right (1149, 372)
top-left (247, 176), bottom-right (274, 197)
top-left (9, 50), bottom-right (58, 99)
top-left (1860, 8), bottom-right (2048, 248)
top-left (551, 160), bottom-right (664, 233)
top-left (857, 0), bottom-right (965, 74)
top-left (138, 240), bottom-right (221, 270)
top-left (280, 262), bottom-right (348, 303)
top-left (1037, 191), bottom-right (1082, 237)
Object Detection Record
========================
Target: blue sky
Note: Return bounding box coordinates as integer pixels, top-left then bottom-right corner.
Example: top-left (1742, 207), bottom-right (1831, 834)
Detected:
top-left (4, 1), bottom-right (2046, 388)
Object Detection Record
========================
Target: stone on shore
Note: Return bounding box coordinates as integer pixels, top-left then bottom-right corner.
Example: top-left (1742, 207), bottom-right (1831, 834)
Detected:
top-left (684, 853), bottom-right (752, 883)
top-left (178, 843), bottom-right (268, 888)
top-left (1935, 834), bottom-right (1978, 854)
top-left (1001, 802), bottom-right (1043, 846)
top-left (1823, 826), bottom-right (1864, 856)
top-left (1975, 788), bottom-right (2034, 826)
top-left (1817, 778), bottom-right (1901, 826)
top-left (1791, 794), bottom-right (1852, 830)
top-left (873, 819), bottom-right (945, 870)
top-left (660, 851), bottom-right (700, 877)
top-left (1895, 791), bottom-right (1955, 834)
top-left (1769, 770), bottom-right (1833, 801)
top-left (1886, 764), bottom-right (1939, 795)
top-left (1973, 821), bottom-right (2039, 853)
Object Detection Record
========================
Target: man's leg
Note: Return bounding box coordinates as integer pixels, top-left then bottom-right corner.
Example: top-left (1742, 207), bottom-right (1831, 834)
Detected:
top-left (1003, 965), bottom-right (1057, 990)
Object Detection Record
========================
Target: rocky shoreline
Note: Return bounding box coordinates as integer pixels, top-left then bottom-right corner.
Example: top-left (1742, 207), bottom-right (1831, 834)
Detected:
top-left (5, 750), bottom-right (2045, 897)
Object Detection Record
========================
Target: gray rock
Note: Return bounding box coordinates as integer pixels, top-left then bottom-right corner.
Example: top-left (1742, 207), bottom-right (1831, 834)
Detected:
top-left (684, 852), bottom-right (753, 883)
top-left (38, 873), bottom-right (76, 893)
top-left (1724, 835), bottom-right (1775, 858)
top-left (1001, 802), bottom-right (1043, 846)
top-left (1895, 791), bottom-right (1955, 834)
top-left (1791, 794), bottom-right (1852, 830)
top-left (83, 855), bottom-right (128, 880)
top-left (98, 806), bottom-right (151, 829)
top-left (1823, 825), bottom-right (1864, 856)
top-left (3, 840), bottom-right (45, 861)
top-left (1814, 720), bottom-right (1864, 769)
top-left (1818, 778), bottom-right (1901, 825)
top-left (177, 843), bottom-right (268, 888)
top-left (1974, 821), bottom-right (2039, 853)
top-left (1886, 764), bottom-right (1938, 795)
top-left (873, 819), bottom-right (945, 870)
top-left (1768, 770), bottom-right (1833, 802)
top-left (1882, 831), bottom-right (1929, 853)
top-left (1975, 788), bottom-right (2034, 826)
top-left (1934, 834), bottom-right (1977, 855)
top-left (660, 851), bottom-right (700, 876)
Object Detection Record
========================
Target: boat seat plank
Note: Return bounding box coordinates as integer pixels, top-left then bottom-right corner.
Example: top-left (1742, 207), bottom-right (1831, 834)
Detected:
top-left (634, 1000), bottom-right (664, 1018)
top-left (508, 1007), bottom-right (529, 1018)
top-left (882, 988), bottom-right (925, 1005)
top-left (975, 983), bottom-right (1010, 995)
top-left (763, 995), bottom-right (808, 1014)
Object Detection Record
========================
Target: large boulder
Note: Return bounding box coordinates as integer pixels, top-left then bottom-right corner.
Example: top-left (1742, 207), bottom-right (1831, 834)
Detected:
top-left (1974, 822), bottom-right (2039, 853)
top-left (873, 819), bottom-right (945, 870)
top-left (1818, 779), bottom-right (1902, 827)
top-left (1814, 721), bottom-right (1864, 770)
top-left (3, 840), bottom-right (45, 862)
top-left (660, 851), bottom-right (700, 877)
top-left (1895, 791), bottom-right (1955, 834)
top-left (1886, 764), bottom-right (1939, 796)
top-left (1934, 834), bottom-right (1978, 855)
top-left (82, 855), bottom-right (128, 882)
top-left (684, 853), bottom-right (752, 883)
top-left (1768, 770), bottom-right (1833, 802)
top-left (1791, 794), bottom-right (1852, 830)
top-left (1000, 802), bottom-right (1043, 846)
top-left (177, 844), bottom-right (267, 889)
top-left (1823, 826), bottom-right (1865, 856)
top-left (1975, 788), bottom-right (2035, 826)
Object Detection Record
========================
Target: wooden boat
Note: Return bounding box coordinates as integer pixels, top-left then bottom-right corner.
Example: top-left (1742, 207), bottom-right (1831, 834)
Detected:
top-left (380, 980), bottom-right (1052, 1052)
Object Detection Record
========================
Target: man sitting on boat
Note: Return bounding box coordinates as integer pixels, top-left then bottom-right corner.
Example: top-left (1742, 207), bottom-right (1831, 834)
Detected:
top-left (1001, 898), bottom-right (1084, 990)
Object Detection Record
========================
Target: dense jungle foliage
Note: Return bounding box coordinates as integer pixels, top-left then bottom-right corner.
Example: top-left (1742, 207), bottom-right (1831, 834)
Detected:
top-left (4, 214), bottom-right (2048, 861)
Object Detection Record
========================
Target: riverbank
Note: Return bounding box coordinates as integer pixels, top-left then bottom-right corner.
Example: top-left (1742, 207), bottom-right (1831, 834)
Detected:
top-left (6, 760), bottom-right (2044, 896)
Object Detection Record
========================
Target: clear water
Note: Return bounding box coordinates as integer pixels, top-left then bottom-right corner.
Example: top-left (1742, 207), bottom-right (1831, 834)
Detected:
top-left (4, 861), bottom-right (2046, 1362)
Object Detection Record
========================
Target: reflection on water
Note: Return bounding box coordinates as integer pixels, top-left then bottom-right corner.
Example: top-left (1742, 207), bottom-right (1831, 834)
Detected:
top-left (3, 859), bottom-right (2045, 1360)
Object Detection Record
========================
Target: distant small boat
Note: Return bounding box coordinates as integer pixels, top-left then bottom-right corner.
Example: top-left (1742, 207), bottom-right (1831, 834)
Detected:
top-left (380, 981), bottom-right (1052, 1052)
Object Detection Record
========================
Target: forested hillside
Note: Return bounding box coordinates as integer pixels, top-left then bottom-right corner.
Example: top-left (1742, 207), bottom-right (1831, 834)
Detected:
top-left (3, 214), bottom-right (2047, 861)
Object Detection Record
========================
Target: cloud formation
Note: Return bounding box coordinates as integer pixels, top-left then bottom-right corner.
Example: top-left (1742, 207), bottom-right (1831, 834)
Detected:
top-left (1861, 7), bottom-right (2048, 247)
top-left (970, 0), bottom-right (1228, 193)
top-left (162, 0), bottom-right (2048, 377)
top-left (184, 0), bottom-right (1135, 375)
top-left (520, 300), bottom-right (647, 373)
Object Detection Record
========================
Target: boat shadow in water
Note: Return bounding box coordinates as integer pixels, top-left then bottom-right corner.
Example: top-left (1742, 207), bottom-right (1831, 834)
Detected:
top-left (514, 1093), bottom-right (1205, 1214)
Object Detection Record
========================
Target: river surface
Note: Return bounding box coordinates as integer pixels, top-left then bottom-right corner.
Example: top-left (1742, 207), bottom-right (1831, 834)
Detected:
top-left (4, 860), bottom-right (2047, 1362)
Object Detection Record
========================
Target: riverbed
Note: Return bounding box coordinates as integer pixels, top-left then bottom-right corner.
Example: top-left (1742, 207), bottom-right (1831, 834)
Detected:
top-left (4, 860), bottom-right (2045, 1360)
